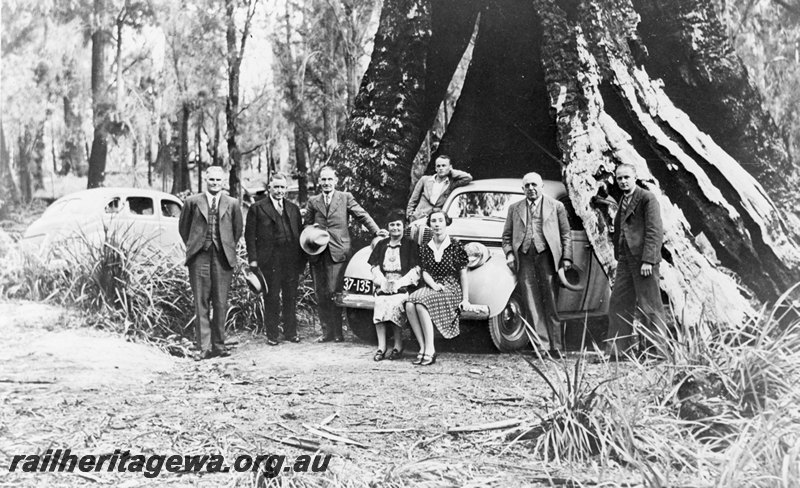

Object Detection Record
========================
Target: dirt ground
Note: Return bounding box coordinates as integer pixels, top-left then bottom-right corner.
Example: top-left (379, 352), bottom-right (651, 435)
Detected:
top-left (1, 300), bottom-right (641, 487)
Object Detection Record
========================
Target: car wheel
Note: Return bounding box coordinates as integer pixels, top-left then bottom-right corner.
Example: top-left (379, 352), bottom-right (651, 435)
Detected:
top-left (488, 294), bottom-right (529, 352)
top-left (346, 308), bottom-right (378, 344)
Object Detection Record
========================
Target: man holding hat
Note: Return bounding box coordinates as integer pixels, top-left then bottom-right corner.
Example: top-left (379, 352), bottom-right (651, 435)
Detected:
top-left (245, 173), bottom-right (305, 345)
top-left (502, 172), bottom-right (572, 358)
top-left (303, 166), bottom-right (386, 342)
top-left (179, 165), bottom-right (243, 360)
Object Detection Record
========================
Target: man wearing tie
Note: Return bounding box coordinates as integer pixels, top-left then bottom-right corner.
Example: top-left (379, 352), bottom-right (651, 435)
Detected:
top-left (502, 172), bottom-right (572, 358)
top-left (304, 166), bottom-right (385, 342)
top-left (179, 166), bottom-right (244, 360)
top-left (605, 163), bottom-right (666, 360)
top-left (245, 173), bottom-right (304, 345)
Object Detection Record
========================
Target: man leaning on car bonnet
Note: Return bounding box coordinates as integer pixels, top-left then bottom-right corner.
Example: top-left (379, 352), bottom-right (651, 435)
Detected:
top-left (179, 165), bottom-right (243, 360)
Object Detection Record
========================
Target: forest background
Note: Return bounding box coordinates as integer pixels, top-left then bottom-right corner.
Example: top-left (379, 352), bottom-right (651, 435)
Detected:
top-left (1, 0), bottom-right (797, 210)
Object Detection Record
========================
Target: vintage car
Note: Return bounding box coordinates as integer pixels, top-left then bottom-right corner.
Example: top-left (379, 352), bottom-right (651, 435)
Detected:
top-left (20, 188), bottom-right (185, 261)
top-left (336, 178), bottom-right (612, 352)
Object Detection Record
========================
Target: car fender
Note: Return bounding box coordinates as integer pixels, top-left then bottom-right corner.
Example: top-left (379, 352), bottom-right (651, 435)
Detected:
top-left (466, 253), bottom-right (516, 317)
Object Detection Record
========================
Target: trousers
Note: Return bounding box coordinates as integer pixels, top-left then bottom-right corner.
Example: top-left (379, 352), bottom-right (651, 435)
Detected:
top-left (188, 246), bottom-right (233, 353)
top-left (311, 250), bottom-right (346, 339)
top-left (607, 244), bottom-right (666, 353)
top-left (518, 247), bottom-right (562, 351)
top-left (260, 247), bottom-right (300, 341)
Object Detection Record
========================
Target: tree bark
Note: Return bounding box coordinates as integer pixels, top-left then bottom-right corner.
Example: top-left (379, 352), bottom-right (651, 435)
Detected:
top-left (333, 0), bottom-right (800, 326)
top-left (0, 122), bottom-right (19, 210)
top-left (224, 0), bottom-right (256, 199)
top-left (87, 0), bottom-right (109, 189)
top-left (328, 0), bottom-right (481, 219)
top-left (171, 103), bottom-right (191, 194)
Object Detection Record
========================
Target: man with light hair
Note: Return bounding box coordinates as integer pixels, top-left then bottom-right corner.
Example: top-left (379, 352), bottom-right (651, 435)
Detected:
top-left (502, 171), bottom-right (572, 358)
top-left (179, 166), bottom-right (243, 360)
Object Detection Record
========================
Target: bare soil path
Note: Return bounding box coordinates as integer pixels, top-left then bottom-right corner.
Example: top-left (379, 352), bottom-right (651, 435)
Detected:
top-left (1, 301), bottom-right (636, 487)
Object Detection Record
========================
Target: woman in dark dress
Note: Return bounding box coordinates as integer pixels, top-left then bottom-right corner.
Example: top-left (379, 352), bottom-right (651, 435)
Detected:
top-left (367, 210), bottom-right (419, 361)
top-left (406, 210), bottom-right (471, 365)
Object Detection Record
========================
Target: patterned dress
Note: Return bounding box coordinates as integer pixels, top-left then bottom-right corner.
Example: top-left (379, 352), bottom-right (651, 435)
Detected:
top-left (408, 237), bottom-right (468, 338)
top-left (368, 238), bottom-right (419, 327)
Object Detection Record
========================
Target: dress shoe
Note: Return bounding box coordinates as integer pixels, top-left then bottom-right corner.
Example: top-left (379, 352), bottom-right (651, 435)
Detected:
top-left (285, 336), bottom-right (301, 343)
top-left (420, 352), bottom-right (437, 366)
top-left (215, 349), bottom-right (231, 358)
top-left (267, 339), bottom-right (279, 346)
top-left (194, 350), bottom-right (215, 361)
top-left (316, 336), bottom-right (335, 343)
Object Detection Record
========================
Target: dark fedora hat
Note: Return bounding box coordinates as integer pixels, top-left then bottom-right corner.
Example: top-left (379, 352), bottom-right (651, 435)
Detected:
top-left (244, 267), bottom-right (268, 294)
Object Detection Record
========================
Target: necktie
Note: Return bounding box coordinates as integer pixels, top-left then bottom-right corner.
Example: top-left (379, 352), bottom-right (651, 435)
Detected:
top-left (210, 196), bottom-right (217, 215)
top-left (276, 200), bottom-right (283, 214)
top-left (325, 193), bottom-right (331, 209)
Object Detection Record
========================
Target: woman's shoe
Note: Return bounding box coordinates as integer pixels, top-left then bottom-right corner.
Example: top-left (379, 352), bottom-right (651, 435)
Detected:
top-left (387, 348), bottom-right (404, 360)
top-left (420, 353), bottom-right (437, 366)
top-left (373, 349), bottom-right (385, 361)
top-left (413, 351), bottom-right (425, 365)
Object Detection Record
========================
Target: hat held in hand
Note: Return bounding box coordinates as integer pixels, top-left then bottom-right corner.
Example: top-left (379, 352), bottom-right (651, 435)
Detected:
top-left (245, 267), bottom-right (268, 294)
top-left (300, 226), bottom-right (331, 256)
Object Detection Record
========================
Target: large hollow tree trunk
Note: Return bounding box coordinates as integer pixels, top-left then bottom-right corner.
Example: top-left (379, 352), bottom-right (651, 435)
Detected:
top-left (327, 0), bottom-right (482, 220)
top-left (332, 0), bottom-right (800, 327)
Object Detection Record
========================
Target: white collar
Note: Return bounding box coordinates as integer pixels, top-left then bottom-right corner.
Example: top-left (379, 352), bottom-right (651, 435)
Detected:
top-left (270, 195), bottom-right (284, 210)
top-left (206, 192), bottom-right (220, 206)
top-left (427, 234), bottom-right (451, 262)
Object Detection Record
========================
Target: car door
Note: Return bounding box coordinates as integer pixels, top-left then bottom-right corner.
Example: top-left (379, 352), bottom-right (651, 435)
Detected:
top-left (120, 195), bottom-right (161, 254)
top-left (159, 197), bottom-right (184, 258)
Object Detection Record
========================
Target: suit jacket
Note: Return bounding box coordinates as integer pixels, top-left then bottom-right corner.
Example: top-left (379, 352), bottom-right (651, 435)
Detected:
top-left (245, 197), bottom-right (304, 271)
top-left (502, 194), bottom-right (573, 271)
top-left (304, 190), bottom-right (380, 263)
top-left (178, 192), bottom-right (243, 267)
top-left (613, 186), bottom-right (663, 264)
top-left (406, 169), bottom-right (473, 221)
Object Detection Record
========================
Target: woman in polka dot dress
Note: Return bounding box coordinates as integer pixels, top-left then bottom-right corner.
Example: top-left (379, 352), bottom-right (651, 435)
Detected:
top-left (406, 210), bottom-right (471, 366)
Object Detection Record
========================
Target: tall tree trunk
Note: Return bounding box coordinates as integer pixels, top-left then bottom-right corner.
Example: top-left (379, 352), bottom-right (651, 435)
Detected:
top-left (328, 0), bottom-right (481, 220)
top-left (224, 0), bottom-right (256, 199)
top-left (333, 0), bottom-right (800, 327)
top-left (283, 3), bottom-right (309, 204)
top-left (156, 122), bottom-right (171, 192)
top-left (0, 122), bottom-right (19, 210)
top-left (62, 94), bottom-right (87, 176)
top-left (87, 0), bottom-right (109, 189)
top-left (171, 104), bottom-right (191, 194)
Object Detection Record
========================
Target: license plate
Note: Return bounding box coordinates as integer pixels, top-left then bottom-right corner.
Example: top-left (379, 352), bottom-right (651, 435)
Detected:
top-left (343, 277), bottom-right (375, 295)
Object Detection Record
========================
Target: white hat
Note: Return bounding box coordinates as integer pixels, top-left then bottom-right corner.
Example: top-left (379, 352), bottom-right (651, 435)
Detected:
top-left (300, 227), bottom-right (331, 256)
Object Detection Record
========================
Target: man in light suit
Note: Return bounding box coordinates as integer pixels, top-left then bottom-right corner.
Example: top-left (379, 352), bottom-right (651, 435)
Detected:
top-left (605, 163), bottom-right (666, 360)
top-left (304, 166), bottom-right (386, 342)
top-left (179, 166), bottom-right (244, 360)
top-left (245, 173), bottom-right (305, 345)
top-left (502, 172), bottom-right (572, 357)
top-left (406, 155), bottom-right (473, 221)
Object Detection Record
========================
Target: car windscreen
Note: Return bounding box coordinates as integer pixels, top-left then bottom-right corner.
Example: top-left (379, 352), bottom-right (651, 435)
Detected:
top-left (446, 191), bottom-right (525, 220)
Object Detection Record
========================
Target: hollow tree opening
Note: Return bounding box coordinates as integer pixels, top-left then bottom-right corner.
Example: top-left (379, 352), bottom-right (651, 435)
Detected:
top-left (329, 0), bottom-right (800, 327)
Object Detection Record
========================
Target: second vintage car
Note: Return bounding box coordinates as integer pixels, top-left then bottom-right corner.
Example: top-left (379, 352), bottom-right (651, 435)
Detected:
top-left (336, 178), bottom-right (612, 352)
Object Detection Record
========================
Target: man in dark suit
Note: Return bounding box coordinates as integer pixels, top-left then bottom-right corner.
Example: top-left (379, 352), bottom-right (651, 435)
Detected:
top-left (304, 166), bottom-right (386, 342)
top-left (606, 163), bottom-right (666, 360)
top-left (406, 155), bottom-right (473, 221)
top-left (502, 172), bottom-right (572, 357)
top-left (178, 166), bottom-right (243, 360)
top-left (245, 173), bottom-right (305, 345)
